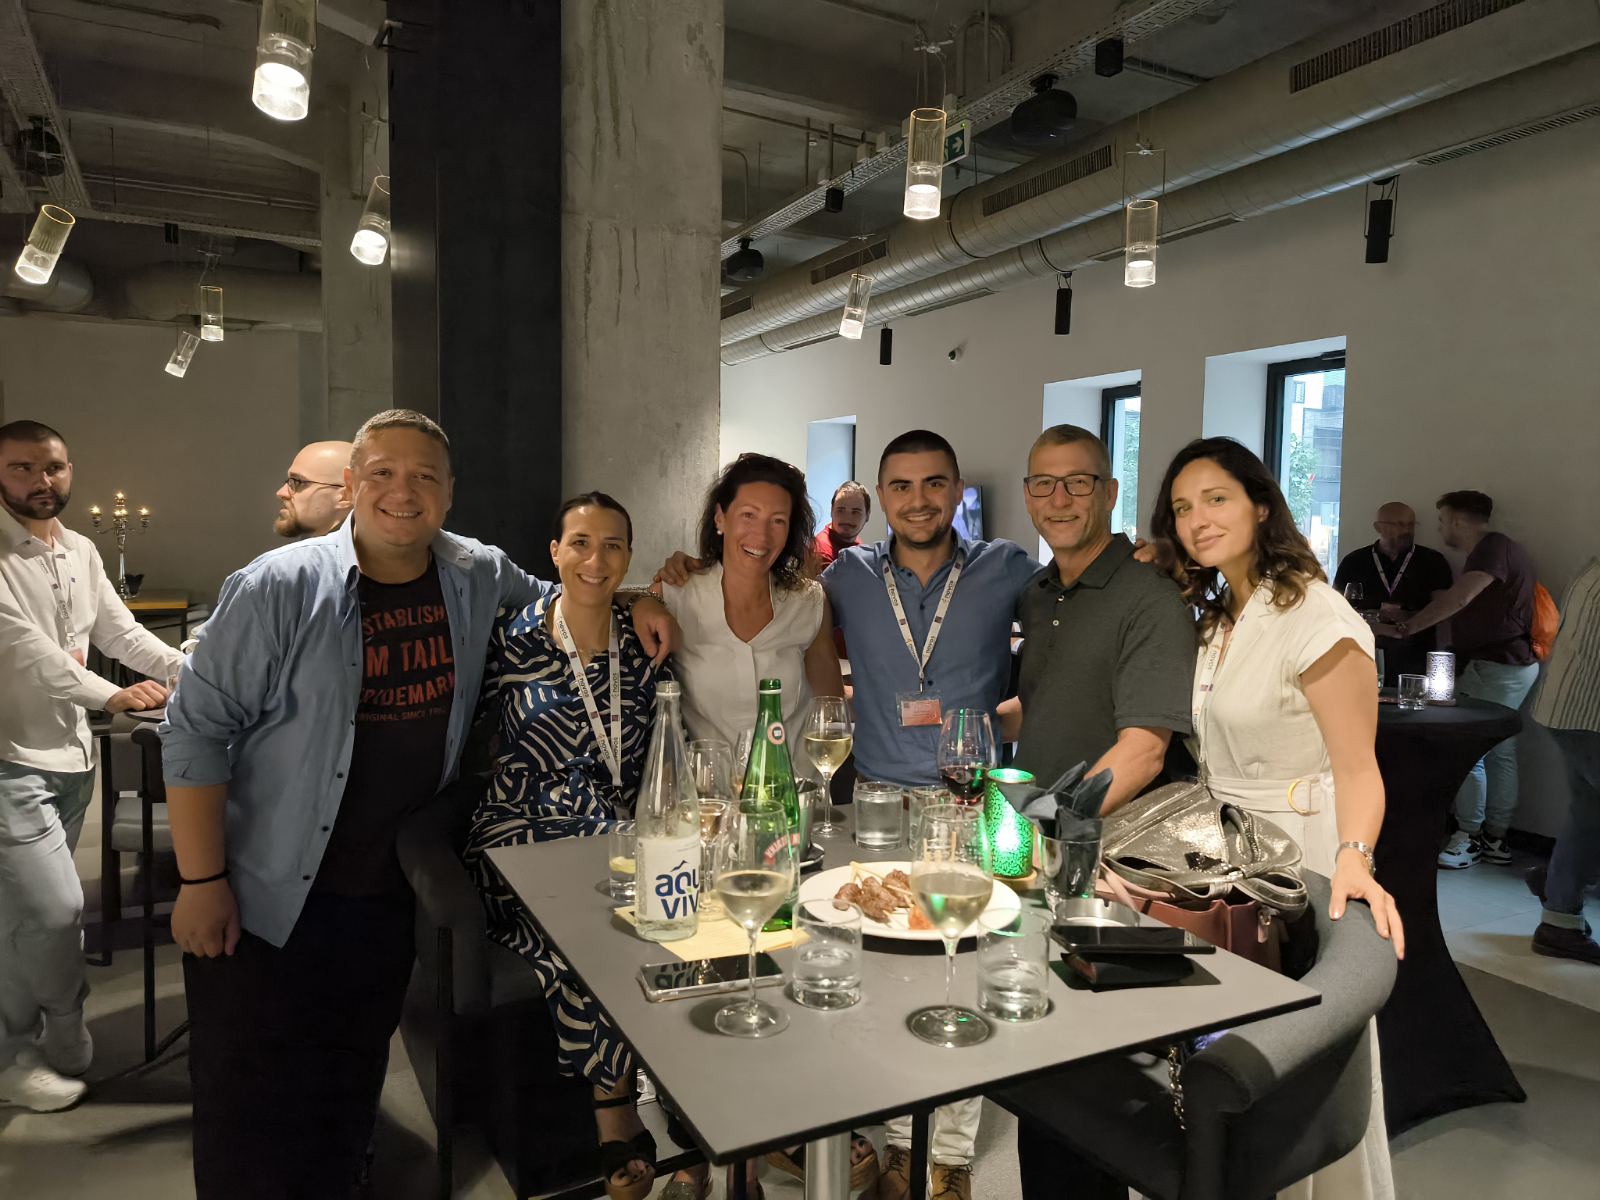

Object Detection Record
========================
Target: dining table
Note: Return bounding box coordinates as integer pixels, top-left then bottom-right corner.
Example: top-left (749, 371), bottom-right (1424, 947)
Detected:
top-left (1372, 694), bottom-right (1526, 1133)
top-left (488, 810), bottom-right (1320, 1200)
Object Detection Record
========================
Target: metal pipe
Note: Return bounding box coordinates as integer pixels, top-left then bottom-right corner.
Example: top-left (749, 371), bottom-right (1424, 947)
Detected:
top-left (1124, 56), bottom-right (1212, 88)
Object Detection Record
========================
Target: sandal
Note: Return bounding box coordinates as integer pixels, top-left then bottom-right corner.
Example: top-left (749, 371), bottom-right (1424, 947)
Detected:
top-left (765, 1134), bottom-right (880, 1192)
top-left (594, 1095), bottom-right (657, 1200)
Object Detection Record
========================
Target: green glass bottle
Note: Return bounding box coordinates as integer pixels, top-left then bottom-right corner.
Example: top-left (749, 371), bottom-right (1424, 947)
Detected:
top-left (740, 677), bottom-right (801, 930)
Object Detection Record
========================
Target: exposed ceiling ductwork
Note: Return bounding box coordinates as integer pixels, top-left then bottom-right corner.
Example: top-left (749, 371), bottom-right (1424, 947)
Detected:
top-left (121, 263), bottom-right (323, 332)
top-left (0, 0), bottom-right (90, 210)
top-left (0, 256), bottom-right (93, 312)
top-left (721, 43), bottom-right (1600, 365)
top-left (720, 0), bottom-right (1600, 351)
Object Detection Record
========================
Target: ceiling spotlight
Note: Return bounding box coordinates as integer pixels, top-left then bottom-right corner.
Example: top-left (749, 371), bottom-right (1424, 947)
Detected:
top-left (903, 108), bottom-right (946, 220)
top-left (724, 237), bottom-right (765, 283)
top-left (825, 186), bottom-right (845, 213)
top-left (1365, 176), bottom-right (1398, 264)
top-left (252, 0), bottom-right (316, 121)
top-left (879, 326), bottom-right (893, 365)
top-left (350, 175), bottom-right (392, 265)
top-left (1095, 38), bottom-right (1125, 77)
top-left (1054, 273), bottom-right (1073, 335)
top-left (1009, 75), bottom-right (1078, 149)
top-left (840, 272), bottom-right (872, 339)
top-left (12, 205), bottom-right (74, 286)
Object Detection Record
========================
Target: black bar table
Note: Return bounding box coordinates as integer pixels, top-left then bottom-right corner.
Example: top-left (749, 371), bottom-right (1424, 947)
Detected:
top-left (489, 823), bottom-right (1318, 1200)
top-left (1373, 695), bottom-right (1526, 1133)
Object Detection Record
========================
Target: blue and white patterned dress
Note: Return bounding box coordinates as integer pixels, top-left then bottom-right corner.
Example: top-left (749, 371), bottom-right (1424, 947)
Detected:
top-left (465, 593), bottom-right (665, 1091)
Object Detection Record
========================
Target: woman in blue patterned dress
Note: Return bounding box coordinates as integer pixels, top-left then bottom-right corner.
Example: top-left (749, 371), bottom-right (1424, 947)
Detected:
top-left (465, 492), bottom-right (669, 1200)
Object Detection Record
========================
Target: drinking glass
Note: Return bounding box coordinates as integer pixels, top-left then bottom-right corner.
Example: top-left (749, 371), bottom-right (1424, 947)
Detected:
top-left (714, 800), bottom-right (798, 1038)
top-left (1398, 673), bottom-right (1428, 712)
top-left (853, 780), bottom-right (903, 850)
top-left (907, 785), bottom-right (948, 843)
top-left (792, 898), bottom-right (863, 1009)
top-left (977, 909), bottom-right (1050, 1022)
top-left (734, 728), bottom-right (754, 778)
top-left (687, 739), bottom-right (736, 804)
top-left (697, 799), bottom-right (731, 918)
top-left (607, 820), bottom-right (636, 903)
top-left (937, 709), bottom-right (998, 804)
top-left (907, 804), bottom-right (994, 1047)
top-left (801, 696), bottom-right (852, 837)
top-left (1343, 582), bottom-right (1365, 609)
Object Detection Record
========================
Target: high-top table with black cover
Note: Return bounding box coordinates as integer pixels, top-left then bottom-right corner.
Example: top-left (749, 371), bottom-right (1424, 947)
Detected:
top-left (1373, 695), bottom-right (1525, 1133)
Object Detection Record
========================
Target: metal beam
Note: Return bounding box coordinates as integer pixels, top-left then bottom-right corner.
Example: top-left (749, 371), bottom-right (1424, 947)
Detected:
top-left (0, 0), bottom-right (91, 208)
top-left (65, 106), bottom-right (324, 176)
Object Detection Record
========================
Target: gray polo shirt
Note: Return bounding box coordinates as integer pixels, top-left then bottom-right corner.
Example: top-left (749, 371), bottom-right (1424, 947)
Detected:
top-left (1014, 535), bottom-right (1197, 790)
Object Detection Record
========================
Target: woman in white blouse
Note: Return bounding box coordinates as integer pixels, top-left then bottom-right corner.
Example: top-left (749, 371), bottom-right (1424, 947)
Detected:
top-left (1150, 437), bottom-right (1403, 1200)
top-left (655, 453), bottom-right (844, 775)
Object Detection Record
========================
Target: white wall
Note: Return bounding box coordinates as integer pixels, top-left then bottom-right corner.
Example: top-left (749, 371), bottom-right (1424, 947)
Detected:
top-left (0, 318), bottom-right (310, 602)
top-left (721, 118), bottom-right (1600, 836)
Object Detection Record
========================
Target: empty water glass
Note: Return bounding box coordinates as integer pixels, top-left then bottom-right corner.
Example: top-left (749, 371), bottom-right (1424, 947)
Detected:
top-left (608, 820), bottom-right (636, 903)
top-left (1398, 673), bottom-right (1428, 711)
top-left (697, 800), bottom-right (731, 917)
top-left (792, 898), bottom-right (863, 1009)
top-left (977, 908), bottom-right (1050, 1022)
top-left (853, 780), bottom-right (903, 850)
top-left (1036, 824), bottom-right (1102, 918)
top-left (906, 785), bottom-right (948, 843)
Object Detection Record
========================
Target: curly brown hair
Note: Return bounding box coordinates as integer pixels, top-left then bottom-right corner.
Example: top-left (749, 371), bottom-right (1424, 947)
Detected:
top-left (1148, 437), bottom-right (1325, 636)
top-left (697, 453), bottom-right (815, 591)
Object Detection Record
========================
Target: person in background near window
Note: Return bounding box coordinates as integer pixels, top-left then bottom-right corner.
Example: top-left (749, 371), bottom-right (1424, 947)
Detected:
top-left (808, 480), bottom-right (870, 576)
top-left (1333, 501), bottom-right (1452, 683)
top-left (1524, 556), bottom-right (1600, 965)
top-left (1384, 491), bottom-right (1537, 870)
top-left (274, 440), bottom-right (354, 539)
top-left (0, 419), bottom-right (183, 1114)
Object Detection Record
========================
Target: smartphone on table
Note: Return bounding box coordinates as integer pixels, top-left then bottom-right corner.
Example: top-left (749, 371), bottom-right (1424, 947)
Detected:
top-left (637, 953), bottom-right (785, 1002)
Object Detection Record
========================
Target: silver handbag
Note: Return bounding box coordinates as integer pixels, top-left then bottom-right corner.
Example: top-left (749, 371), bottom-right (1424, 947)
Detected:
top-left (1101, 780), bottom-right (1308, 919)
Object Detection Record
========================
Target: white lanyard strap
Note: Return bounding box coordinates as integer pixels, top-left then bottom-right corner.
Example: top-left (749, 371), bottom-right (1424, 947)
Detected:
top-left (1192, 619), bottom-right (1235, 740)
top-left (1371, 545), bottom-right (1415, 599)
top-left (881, 553), bottom-right (964, 689)
top-left (553, 602), bottom-right (624, 788)
top-left (39, 545), bottom-right (75, 650)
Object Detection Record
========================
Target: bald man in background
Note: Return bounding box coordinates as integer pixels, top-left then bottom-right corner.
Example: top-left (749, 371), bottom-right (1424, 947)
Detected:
top-left (1334, 501), bottom-right (1453, 682)
top-left (274, 441), bottom-right (353, 539)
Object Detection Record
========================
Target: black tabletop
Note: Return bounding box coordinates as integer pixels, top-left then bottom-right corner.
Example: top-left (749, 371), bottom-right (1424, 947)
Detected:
top-left (1377, 695), bottom-right (1521, 739)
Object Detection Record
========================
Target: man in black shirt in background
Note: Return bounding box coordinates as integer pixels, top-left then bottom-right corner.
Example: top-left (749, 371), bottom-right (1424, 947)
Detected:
top-left (1334, 501), bottom-right (1452, 682)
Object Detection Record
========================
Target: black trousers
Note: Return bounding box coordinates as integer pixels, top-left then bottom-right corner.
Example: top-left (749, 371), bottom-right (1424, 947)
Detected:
top-left (1016, 1117), bottom-right (1129, 1200)
top-left (183, 891), bottom-right (416, 1200)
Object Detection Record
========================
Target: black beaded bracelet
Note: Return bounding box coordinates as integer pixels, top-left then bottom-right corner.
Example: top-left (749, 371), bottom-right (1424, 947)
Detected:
top-left (179, 869), bottom-right (230, 886)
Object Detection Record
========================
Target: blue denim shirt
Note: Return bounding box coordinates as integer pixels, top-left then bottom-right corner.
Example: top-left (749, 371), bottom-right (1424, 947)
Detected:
top-left (822, 535), bottom-right (1040, 787)
top-left (160, 520), bottom-right (550, 947)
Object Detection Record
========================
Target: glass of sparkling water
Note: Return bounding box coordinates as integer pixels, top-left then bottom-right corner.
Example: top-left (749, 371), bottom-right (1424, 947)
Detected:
top-left (792, 898), bottom-right (863, 1010)
top-left (977, 908), bottom-right (1051, 1022)
top-left (607, 820), bottom-right (637, 904)
top-left (1398, 673), bottom-right (1428, 711)
top-left (853, 780), bottom-right (904, 850)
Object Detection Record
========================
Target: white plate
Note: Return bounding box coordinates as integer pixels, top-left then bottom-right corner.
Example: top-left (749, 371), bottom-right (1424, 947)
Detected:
top-left (798, 861), bottom-right (1020, 942)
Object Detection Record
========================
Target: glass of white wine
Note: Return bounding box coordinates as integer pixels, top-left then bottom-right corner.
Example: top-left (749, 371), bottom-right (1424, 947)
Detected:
top-left (714, 799), bottom-right (798, 1038)
top-left (801, 695), bottom-right (852, 838)
top-left (907, 804), bottom-right (995, 1048)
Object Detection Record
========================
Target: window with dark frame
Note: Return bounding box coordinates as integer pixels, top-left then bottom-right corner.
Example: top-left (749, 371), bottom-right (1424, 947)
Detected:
top-left (1100, 383), bottom-right (1142, 538)
top-left (1265, 352), bottom-right (1347, 572)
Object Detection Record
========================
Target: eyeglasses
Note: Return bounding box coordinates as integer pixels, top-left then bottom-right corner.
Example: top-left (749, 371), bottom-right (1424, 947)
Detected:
top-left (283, 476), bottom-right (343, 494)
top-left (1023, 472), bottom-right (1102, 499)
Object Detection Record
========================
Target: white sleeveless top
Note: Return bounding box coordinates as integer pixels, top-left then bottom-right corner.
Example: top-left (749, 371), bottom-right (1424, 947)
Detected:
top-left (662, 564), bottom-right (825, 775)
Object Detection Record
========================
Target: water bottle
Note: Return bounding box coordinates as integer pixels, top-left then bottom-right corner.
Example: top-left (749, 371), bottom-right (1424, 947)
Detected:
top-left (740, 677), bottom-right (802, 930)
top-left (635, 680), bottom-right (701, 942)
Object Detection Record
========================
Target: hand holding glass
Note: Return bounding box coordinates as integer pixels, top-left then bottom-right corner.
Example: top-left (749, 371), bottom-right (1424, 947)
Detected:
top-left (908, 804), bottom-right (994, 1047)
top-left (801, 696), bottom-right (851, 837)
top-left (714, 800), bottom-right (798, 1038)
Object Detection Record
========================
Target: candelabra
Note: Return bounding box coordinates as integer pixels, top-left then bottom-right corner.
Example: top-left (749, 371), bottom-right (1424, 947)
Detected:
top-left (88, 492), bottom-right (151, 598)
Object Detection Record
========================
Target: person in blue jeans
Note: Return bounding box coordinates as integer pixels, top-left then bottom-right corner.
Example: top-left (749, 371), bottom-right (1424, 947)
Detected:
top-left (1384, 491), bottom-right (1538, 868)
top-left (1525, 557), bottom-right (1600, 964)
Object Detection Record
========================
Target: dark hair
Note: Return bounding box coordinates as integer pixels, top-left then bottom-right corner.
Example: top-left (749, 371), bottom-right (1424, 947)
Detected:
top-left (351, 408), bottom-right (452, 473)
top-left (697, 453), bottom-right (814, 590)
top-left (1030, 423), bottom-right (1111, 477)
top-left (831, 480), bottom-right (871, 517)
top-left (1436, 490), bottom-right (1493, 522)
top-left (553, 491), bottom-right (633, 548)
top-left (1149, 437), bottom-right (1325, 636)
top-left (0, 419), bottom-right (66, 451)
top-left (878, 429), bottom-right (960, 481)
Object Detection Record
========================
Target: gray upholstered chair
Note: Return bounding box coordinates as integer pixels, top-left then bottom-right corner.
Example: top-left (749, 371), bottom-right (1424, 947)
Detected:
top-left (993, 872), bottom-right (1398, 1200)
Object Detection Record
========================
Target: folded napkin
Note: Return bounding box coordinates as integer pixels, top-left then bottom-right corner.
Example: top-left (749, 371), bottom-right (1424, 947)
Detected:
top-left (614, 906), bottom-right (802, 962)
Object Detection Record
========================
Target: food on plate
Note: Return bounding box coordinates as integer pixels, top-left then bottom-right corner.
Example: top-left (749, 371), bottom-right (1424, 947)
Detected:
top-left (835, 865), bottom-right (934, 929)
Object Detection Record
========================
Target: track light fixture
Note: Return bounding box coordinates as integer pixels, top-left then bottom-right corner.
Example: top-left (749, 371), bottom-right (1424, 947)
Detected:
top-left (1054, 273), bottom-right (1073, 335)
top-left (879, 326), bottom-right (893, 365)
top-left (1364, 176), bottom-right (1398, 264)
top-left (1095, 38), bottom-right (1125, 77)
top-left (825, 185), bottom-right (845, 213)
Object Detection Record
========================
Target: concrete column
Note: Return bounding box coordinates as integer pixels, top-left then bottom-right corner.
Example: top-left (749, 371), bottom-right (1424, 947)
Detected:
top-left (562, 0), bottom-right (725, 580)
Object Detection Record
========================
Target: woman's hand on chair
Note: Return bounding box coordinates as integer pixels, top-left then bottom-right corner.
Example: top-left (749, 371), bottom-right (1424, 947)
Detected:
top-left (1331, 851), bottom-right (1405, 960)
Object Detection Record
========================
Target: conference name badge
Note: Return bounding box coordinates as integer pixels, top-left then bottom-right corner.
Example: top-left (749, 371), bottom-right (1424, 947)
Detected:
top-left (897, 690), bottom-right (942, 728)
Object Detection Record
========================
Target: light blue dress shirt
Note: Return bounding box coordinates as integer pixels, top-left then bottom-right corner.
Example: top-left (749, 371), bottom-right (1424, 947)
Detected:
top-left (822, 535), bottom-right (1040, 787)
top-left (160, 520), bottom-right (550, 947)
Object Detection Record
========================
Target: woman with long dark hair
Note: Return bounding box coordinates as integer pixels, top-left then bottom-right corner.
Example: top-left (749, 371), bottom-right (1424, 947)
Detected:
top-left (1150, 437), bottom-right (1401, 1199)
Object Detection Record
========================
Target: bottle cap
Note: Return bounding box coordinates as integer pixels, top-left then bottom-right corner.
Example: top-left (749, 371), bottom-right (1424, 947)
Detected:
top-left (657, 680), bottom-right (681, 697)
top-left (759, 677), bottom-right (782, 693)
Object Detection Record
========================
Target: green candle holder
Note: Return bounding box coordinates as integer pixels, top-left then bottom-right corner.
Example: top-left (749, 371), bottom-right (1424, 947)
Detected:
top-left (983, 768), bottom-right (1036, 879)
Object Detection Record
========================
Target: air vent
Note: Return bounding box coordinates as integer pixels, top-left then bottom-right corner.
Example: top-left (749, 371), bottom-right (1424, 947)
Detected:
top-left (981, 144), bottom-right (1114, 217)
top-left (901, 289), bottom-right (994, 318)
top-left (721, 295), bottom-right (754, 320)
top-left (1416, 105), bottom-right (1600, 165)
top-left (810, 240), bottom-right (889, 285)
top-left (787, 331), bottom-right (841, 350)
top-left (1290, 0), bottom-right (1525, 92)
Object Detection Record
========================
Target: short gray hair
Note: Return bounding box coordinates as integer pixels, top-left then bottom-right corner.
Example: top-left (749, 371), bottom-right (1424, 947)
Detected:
top-left (1030, 424), bottom-right (1110, 477)
top-left (350, 409), bottom-right (452, 473)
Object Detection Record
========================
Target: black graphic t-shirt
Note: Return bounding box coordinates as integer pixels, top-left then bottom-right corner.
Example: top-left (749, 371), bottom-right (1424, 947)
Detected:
top-left (313, 560), bottom-right (456, 896)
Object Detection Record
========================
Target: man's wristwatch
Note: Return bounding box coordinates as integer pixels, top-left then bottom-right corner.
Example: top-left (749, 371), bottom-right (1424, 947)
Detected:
top-left (1337, 840), bottom-right (1376, 876)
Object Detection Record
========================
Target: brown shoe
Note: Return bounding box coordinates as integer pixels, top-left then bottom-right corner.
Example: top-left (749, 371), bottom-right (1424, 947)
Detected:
top-left (1533, 921), bottom-right (1600, 965)
top-left (876, 1145), bottom-right (912, 1200)
top-left (930, 1163), bottom-right (972, 1200)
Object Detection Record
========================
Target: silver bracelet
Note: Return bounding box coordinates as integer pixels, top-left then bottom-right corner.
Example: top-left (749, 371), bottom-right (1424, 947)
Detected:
top-left (1337, 840), bottom-right (1376, 876)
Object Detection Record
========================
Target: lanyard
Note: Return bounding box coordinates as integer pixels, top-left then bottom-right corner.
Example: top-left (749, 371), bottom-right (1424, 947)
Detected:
top-left (881, 552), bottom-right (964, 690)
top-left (1371, 545), bottom-right (1415, 599)
top-left (38, 542), bottom-right (76, 650)
top-left (552, 602), bottom-right (623, 788)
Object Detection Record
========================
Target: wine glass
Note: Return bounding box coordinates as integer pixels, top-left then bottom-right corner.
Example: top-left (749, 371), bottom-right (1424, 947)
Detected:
top-left (687, 739), bottom-right (735, 804)
top-left (801, 696), bottom-right (851, 838)
top-left (936, 709), bottom-right (997, 805)
top-left (1343, 581), bottom-right (1365, 610)
top-left (714, 799), bottom-right (798, 1038)
top-left (734, 728), bottom-right (754, 779)
top-left (907, 804), bottom-right (994, 1048)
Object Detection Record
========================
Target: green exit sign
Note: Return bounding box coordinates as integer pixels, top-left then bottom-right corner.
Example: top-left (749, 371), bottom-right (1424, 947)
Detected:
top-left (943, 119), bottom-right (971, 165)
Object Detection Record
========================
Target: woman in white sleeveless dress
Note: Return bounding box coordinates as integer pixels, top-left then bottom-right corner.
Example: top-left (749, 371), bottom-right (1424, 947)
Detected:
top-left (1150, 437), bottom-right (1404, 1200)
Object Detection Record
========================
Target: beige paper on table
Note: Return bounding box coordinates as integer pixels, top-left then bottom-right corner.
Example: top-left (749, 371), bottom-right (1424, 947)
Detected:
top-left (615, 907), bottom-right (802, 961)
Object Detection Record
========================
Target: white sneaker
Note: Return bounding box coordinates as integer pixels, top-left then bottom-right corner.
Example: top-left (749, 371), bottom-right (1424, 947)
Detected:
top-left (39, 1010), bottom-right (93, 1077)
top-left (1438, 830), bottom-right (1481, 870)
top-left (0, 1048), bottom-right (88, 1112)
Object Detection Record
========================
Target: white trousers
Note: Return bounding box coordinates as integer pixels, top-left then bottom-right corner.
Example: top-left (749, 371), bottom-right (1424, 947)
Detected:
top-left (884, 1097), bottom-right (983, 1167)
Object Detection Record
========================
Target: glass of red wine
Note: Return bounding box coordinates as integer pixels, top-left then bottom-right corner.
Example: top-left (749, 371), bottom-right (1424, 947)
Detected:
top-left (936, 708), bottom-right (998, 805)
